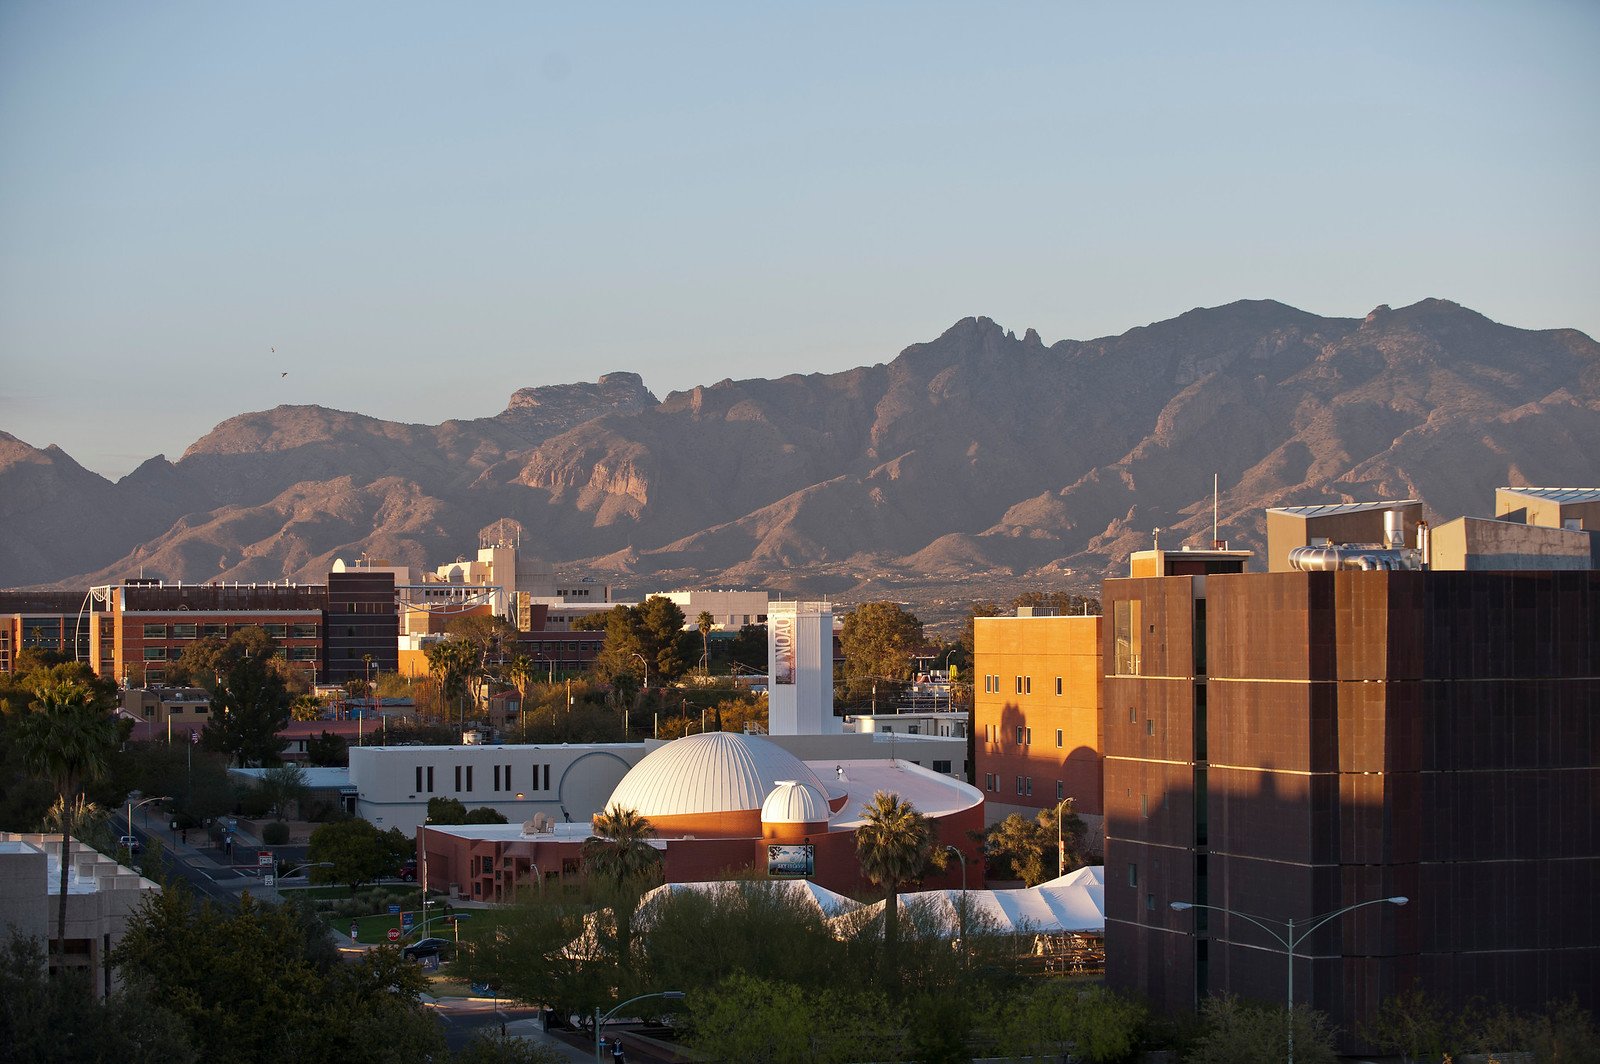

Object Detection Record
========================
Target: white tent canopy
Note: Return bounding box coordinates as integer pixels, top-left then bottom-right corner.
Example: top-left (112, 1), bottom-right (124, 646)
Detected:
top-left (635, 878), bottom-right (862, 924)
top-left (853, 865), bottom-right (1106, 936)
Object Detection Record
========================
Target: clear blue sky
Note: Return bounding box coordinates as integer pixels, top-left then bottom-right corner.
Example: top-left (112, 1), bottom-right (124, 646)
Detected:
top-left (2, 1), bottom-right (1595, 478)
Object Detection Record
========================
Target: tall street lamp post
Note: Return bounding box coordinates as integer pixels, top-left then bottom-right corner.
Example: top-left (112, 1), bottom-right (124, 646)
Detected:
top-left (595, 990), bottom-right (685, 1061)
top-left (126, 794), bottom-right (170, 849)
top-left (1169, 895), bottom-right (1408, 1064)
top-left (1054, 796), bottom-right (1075, 877)
top-left (944, 844), bottom-right (967, 967)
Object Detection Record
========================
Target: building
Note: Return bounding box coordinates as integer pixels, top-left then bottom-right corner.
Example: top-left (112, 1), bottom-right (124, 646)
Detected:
top-left (0, 590), bottom-right (90, 673)
top-left (349, 741), bottom-right (649, 835)
top-left (661, 589), bottom-right (769, 630)
top-left (767, 600), bottom-right (839, 735)
top-left (973, 608), bottom-right (1107, 832)
top-left (1264, 499), bottom-right (1423, 573)
top-left (119, 686), bottom-right (212, 740)
top-left (1102, 513), bottom-right (1600, 1050)
top-left (417, 730), bottom-right (983, 901)
top-left (0, 833), bottom-right (160, 998)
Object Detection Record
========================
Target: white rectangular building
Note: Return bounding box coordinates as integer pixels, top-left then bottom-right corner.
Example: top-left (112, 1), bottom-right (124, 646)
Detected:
top-left (766, 600), bottom-right (839, 735)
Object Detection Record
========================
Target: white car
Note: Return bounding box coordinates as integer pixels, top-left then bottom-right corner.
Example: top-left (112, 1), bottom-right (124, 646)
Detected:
top-left (118, 835), bottom-right (142, 856)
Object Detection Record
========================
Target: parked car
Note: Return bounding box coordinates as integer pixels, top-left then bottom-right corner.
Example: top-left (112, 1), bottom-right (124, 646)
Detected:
top-left (397, 858), bottom-right (418, 881)
top-left (402, 937), bottom-right (452, 961)
top-left (118, 835), bottom-right (142, 856)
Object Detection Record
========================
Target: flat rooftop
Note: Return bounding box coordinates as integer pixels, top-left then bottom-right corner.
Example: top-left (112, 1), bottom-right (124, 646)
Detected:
top-left (1266, 499), bottom-right (1419, 518)
top-left (1498, 486), bottom-right (1600, 504)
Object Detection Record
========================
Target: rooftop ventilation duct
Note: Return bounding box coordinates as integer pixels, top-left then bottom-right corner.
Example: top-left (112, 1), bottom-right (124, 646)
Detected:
top-left (1288, 545), bottom-right (1424, 572)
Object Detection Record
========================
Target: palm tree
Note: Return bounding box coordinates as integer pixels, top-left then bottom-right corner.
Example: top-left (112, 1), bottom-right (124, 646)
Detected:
top-left (582, 804), bottom-right (661, 887)
top-left (17, 677), bottom-right (119, 959)
top-left (696, 611), bottom-right (715, 675)
top-left (856, 790), bottom-right (943, 994)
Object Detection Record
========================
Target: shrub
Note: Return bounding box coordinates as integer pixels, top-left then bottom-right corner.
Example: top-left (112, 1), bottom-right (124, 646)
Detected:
top-left (262, 821), bottom-right (290, 845)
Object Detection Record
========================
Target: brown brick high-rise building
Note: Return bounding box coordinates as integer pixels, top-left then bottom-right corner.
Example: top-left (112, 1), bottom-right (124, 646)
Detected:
top-left (1103, 562), bottom-right (1600, 1047)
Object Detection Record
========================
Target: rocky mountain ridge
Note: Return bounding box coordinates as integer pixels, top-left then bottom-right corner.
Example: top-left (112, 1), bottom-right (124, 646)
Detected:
top-left (3, 298), bottom-right (1596, 607)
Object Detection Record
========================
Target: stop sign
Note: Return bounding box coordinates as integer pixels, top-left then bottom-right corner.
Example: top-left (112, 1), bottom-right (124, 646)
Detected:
top-left (387, 927), bottom-right (400, 942)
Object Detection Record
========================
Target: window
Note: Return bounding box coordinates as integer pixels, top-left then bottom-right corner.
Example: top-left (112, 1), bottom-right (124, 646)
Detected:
top-left (984, 773), bottom-right (993, 791)
top-left (465, 766), bottom-right (473, 792)
top-left (1015, 777), bottom-right (1024, 796)
top-left (288, 647), bottom-right (316, 661)
top-left (454, 766), bottom-right (462, 792)
top-left (1025, 728), bottom-right (1032, 745)
top-left (264, 624), bottom-right (288, 639)
top-left (1147, 718), bottom-right (1155, 736)
top-left (202, 624), bottom-right (227, 638)
top-left (1128, 863), bottom-right (1138, 887)
top-left (415, 767), bottom-right (423, 793)
top-left (493, 765), bottom-right (501, 791)
top-left (143, 624), bottom-right (167, 639)
top-left (1024, 676), bottom-right (1031, 694)
top-left (1055, 676), bottom-right (1063, 696)
top-left (933, 760), bottom-right (951, 774)
top-left (1113, 599), bottom-right (1142, 674)
top-left (1014, 676), bottom-right (1023, 694)
top-left (1015, 726), bottom-right (1025, 745)
top-left (290, 623), bottom-right (318, 639)
top-left (142, 647), bottom-right (166, 661)
top-left (1140, 794), bottom-right (1149, 818)
top-left (542, 765), bottom-right (550, 791)
top-left (1025, 777), bottom-right (1033, 796)
top-left (1056, 780), bottom-right (1064, 800)
top-left (1056, 728), bottom-right (1064, 748)
top-left (1147, 894), bottom-right (1157, 911)
top-left (172, 623), bottom-right (198, 640)
top-left (426, 766), bottom-right (434, 793)
top-left (1130, 706), bottom-right (1137, 723)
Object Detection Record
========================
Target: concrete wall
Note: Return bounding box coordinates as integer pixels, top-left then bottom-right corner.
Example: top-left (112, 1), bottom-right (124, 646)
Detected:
top-left (1430, 516), bottom-right (1596, 571)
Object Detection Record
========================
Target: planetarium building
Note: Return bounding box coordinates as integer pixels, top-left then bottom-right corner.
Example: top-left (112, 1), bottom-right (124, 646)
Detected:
top-left (418, 731), bottom-right (984, 900)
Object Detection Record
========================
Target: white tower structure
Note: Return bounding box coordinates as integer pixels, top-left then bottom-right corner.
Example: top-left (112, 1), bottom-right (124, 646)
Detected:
top-left (766, 600), bottom-right (837, 735)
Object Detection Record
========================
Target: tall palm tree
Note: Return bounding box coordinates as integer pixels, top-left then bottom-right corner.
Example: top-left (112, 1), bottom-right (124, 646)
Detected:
top-left (856, 790), bottom-right (943, 994)
top-left (696, 611), bottom-right (715, 675)
top-left (582, 804), bottom-right (661, 887)
top-left (17, 677), bottom-right (119, 958)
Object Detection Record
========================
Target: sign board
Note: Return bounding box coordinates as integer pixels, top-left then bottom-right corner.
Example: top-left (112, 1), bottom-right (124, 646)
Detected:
top-left (263, 875), bottom-right (275, 888)
top-left (401, 912), bottom-right (414, 930)
top-left (771, 613), bottom-right (796, 685)
top-left (190, 729), bottom-right (198, 744)
top-left (388, 903), bottom-right (401, 915)
top-left (387, 927), bottom-right (400, 942)
top-left (767, 843), bottom-right (814, 878)
top-left (257, 850), bottom-right (273, 867)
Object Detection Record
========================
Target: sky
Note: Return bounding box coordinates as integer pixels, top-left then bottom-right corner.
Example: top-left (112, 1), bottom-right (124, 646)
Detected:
top-left (1, 2), bottom-right (1596, 479)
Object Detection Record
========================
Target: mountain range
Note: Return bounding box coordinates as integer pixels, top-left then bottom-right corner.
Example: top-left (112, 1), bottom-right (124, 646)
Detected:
top-left (4, 298), bottom-right (1597, 614)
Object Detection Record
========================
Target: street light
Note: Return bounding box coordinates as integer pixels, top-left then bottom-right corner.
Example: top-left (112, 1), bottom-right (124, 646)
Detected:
top-left (126, 794), bottom-right (170, 850)
top-left (629, 651), bottom-right (649, 691)
top-left (1054, 796), bottom-right (1075, 878)
top-left (1169, 895), bottom-right (1408, 1064)
top-left (944, 844), bottom-right (967, 967)
top-left (268, 860), bottom-right (334, 904)
top-left (595, 991), bottom-right (684, 1062)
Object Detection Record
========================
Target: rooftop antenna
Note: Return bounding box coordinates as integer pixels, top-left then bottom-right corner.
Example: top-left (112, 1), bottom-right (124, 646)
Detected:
top-left (1213, 473), bottom-right (1220, 548)
top-left (1153, 527), bottom-right (1161, 551)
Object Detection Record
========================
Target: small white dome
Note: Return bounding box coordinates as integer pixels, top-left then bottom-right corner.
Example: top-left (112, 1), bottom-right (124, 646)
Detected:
top-left (607, 732), bottom-right (832, 819)
top-left (761, 780), bottom-right (830, 825)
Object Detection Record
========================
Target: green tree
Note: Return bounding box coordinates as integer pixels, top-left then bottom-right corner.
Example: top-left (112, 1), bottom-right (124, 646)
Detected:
top-left (729, 623), bottom-right (767, 673)
top-left (594, 597), bottom-right (691, 685)
top-left (424, 638), bottom-right (478, 723)
top-left (259, 764), bottom-right (310, 818)
top-left (985, 812), bottom-right (1051, 885)
top-left (854, 790), bottom-right (943, 995)
top-left (0, 932), bottom-right (198, 1064)
top-left (696, 611), bottom-right (715, 673)
top-left (307, 818), bottom-right (395, 892)
top-left (305, 730), bottom-right (349, 767)
top-left (427, 796), bottom-right (469, 824)
top-left (16, 675), bottom-right (119, 953)
top-left (992, 983), bottom-right (1148, 1063)
top-left (583, 804), bottom-right (662, 888)
top-left (839, 602), bottom-right (925, 701)
top-left (464, 806), bottom-right (510, 824)
top-left (202, 652), bottom-right (291, 766)
top-left (1186, 994), bottom-right (1337, 1064)
top-left (687, 974), bottom-right (897, 1064)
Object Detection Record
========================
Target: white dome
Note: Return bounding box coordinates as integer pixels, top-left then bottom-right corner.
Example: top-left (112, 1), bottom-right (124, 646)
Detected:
top-left (761, 780), bottom-right (831, 825)
top-left (608, 732), bottom-right (832, 818)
